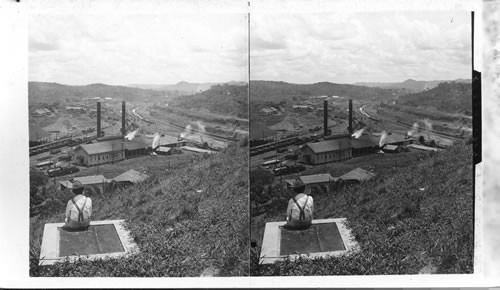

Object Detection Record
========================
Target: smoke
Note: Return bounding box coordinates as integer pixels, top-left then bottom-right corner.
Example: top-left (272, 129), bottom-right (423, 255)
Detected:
top-left (196, 121), bottom-right (206, 134)
top-left (152, 132), bottom-right (160, 149)
top-left (179, 121), bottom-right (207, 143)
top-left (407, 122), bottom-right (419, 137)
top-left (179, 124), bottom-right (193, 139)
top-left (351, 128), bottom-right (365, 139)
top-left (124, 129), bottom-right (138, 140)
top-left (379, 131), bottom-right (388, 147)
top-left (423, 119), bottom-right (433, 131)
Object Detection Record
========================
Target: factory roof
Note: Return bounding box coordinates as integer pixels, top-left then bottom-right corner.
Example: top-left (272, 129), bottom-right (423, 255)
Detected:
top-left (180, 146), bottom-right (217, 154)
top-left (304, 139), bottom-right (351, 154)
top-left (407, 144), bottom-right (440, 152)
top-left (112, 169), bottom-right (149, 184)
top-left (156, 146), bottom-right (172, 153)
top-left (78, 139), bottom-right (149, 155)
top-left (383, 144), bottom-right (399, 151)
top-left (59, 175), bottom-right (108, 188)
top-left (351, 135), bottom-right (378, 149)
top-left (339, 168), bottom-right (376, 182)
top-left (299, 173), bottom-right (338, 184)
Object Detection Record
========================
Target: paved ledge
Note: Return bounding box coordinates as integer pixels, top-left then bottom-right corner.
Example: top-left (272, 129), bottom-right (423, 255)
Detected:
top-left (260, 218), bottom-right (360, 264)
top-left (39, 219), bottom-right (139, 266)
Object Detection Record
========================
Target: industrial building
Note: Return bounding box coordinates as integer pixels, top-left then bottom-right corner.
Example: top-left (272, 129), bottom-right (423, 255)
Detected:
top-left (74, 139), bottom-right (149, 166)
top-left (32, 108), bottom-right (52, 117)
top-left (339, 167), bottom-right (376, 185)
top-left (300, 139), bottom-right (352, 165)
top-left (66, 106), bottom-right (86, 113)
top-left (59, 175), bottom-right (107, 193)
top-left (111, 169), bottom-right (149, 186)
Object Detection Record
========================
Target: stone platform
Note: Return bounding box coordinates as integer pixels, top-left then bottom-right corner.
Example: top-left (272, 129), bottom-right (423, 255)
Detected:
top-left (259, 218), bottom-right (360, 264)
top-left (39, 219), bottom-right (139, 266)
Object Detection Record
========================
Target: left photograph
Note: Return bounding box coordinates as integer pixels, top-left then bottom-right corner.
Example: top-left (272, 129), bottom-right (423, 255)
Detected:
top-left (28, 13), bottom-right (249, 276)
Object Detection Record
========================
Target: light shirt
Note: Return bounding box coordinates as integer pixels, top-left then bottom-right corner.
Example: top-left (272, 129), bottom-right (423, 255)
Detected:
top-left (65, 195), bottom-right (92, 228)
top-left (286, 193), bottom-right (314, 222)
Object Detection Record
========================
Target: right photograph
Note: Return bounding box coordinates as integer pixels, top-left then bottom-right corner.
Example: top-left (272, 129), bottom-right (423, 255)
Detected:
top-left (250, 10), bottom-right (475, 275)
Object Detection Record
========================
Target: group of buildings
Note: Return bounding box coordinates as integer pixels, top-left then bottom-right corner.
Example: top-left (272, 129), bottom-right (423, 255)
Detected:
top-left (299, 133), bottom-right (414, 165)
top-left (59, 169), bottom-right (149, 193)
top-left (285, 167), bottom-right (377, 194)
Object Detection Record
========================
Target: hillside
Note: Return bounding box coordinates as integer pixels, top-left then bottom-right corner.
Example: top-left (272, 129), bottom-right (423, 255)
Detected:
top-left (396, 82), bottom-right (472, 115)
top-left (250, 80), bottom-right (402, 102)
top-left (169, 83), bottom-right (249, 119)
top-left (354, 79), bottom-right (471, 93)
top-left (128, 81), bottom-right (217, 95)
top-left (128, 81), bottom-right (247, 95)
top-left (30, 144), bottom-right (249, 277)
top-left (29, 82), bottom-right (169, 104)
top-left (251, 141), bottom-right (474, 275)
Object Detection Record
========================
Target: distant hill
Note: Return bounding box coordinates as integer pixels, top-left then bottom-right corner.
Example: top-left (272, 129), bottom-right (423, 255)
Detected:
top-left (170, 83), bottom-right (248, 118)
top-left (29, 82), bottom-right (166, 104)
top-left (396, 82), bottom-right (472, 115)
top-left (129, 81), bottom-right (247, 95)
top-left (354, 79), bottom-right (471, 93)
top-left (250, 80), bottom-right (402, 102)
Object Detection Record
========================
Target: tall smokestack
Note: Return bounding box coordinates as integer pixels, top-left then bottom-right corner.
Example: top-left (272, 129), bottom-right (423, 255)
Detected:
top-left (121, 101), bottom-right (126, 136)
top-left (348, 99), bottom-right (353, 135)
top-left (323, 100), bottom-right (328, 136)
top-left (96, 101), bottom-right (101, 138)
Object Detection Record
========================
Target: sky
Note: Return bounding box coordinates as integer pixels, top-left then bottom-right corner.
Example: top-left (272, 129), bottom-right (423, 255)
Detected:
top-left (250, 10), bottom-right (472, 84)
top-left (29, 13), bottom-right (248, 86)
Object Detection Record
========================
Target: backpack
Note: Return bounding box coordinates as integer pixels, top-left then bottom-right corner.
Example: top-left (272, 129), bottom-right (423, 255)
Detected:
top-left (70, 196), bottom-right (88, 222)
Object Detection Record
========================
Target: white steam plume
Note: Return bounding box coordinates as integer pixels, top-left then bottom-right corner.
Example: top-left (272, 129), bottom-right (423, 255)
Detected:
top-left (407, 122), bottom-right (419, 137)
top-left (351, 128), bottom-right (365, 139)
top-left (179, 124), bottom-right (193, 139)
top-left (124, 129), bottom-right (138, 140)
top-left (196, 121), bottom-right (206, 134)
top-left (379, 131), bottom-right (388, 147)
top-left (423, 119), bottom-right (433, 131)
top-left (152, 132), bottom-right (160, 149)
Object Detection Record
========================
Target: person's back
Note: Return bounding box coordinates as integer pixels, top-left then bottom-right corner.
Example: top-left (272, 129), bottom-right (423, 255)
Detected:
top-left (64, 181), bottom-right (92, 229)
top-left (285, 180), bottom-right (314, 230)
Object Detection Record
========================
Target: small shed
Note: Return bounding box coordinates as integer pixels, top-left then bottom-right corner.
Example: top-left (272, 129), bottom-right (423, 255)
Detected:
top-left (112, 169), bottom-right (149, 187)
top-left (155, 146), bottom-right (172, 155)
top-left (59, 175), bottom-right (108, 194)
top-left (339, 168), bottom-right (376, 186)
top-left (382, 144), bottom-right (400, 153)
top-left (297, 173), bottom-right (339, 194)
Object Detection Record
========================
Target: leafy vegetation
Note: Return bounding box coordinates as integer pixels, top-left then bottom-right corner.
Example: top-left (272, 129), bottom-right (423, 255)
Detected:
top-left (28, 82), bottom-right (167, 104)
top-left (397, 82), bottom-right (472, 115)
top-left (170, 84), bottom-right (249, 119)
top-left (251, 142), bottom-right (473, 275)
top-left (30, 144), bottom-right (248, 277)
top-left (250, 80), bottom-right (403, 102)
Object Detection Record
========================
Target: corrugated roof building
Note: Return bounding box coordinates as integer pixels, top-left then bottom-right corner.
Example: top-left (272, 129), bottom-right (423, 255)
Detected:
top-left (59, 175), bottom-right (108, 194)
top-left (300, 139), bottom-right (352, 165)
top-left (112, 169), bottom-right (149, 184)
top-left (74, 139), bottom-right (149, 166)
top-left (339, 168), bottom-right (376, 183)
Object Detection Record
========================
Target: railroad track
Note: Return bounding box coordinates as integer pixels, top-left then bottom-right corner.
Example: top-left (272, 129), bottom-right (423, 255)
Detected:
top-left (132, 107), bottom-right (238, 142)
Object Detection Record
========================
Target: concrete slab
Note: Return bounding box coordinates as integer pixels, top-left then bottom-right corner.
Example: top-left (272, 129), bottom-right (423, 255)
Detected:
top-left (259, 218), bottom-right (360, 264)
top-left (39, 219), bottom-right (139, 266)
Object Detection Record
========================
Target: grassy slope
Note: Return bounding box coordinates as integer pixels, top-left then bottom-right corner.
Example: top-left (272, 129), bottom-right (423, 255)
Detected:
top-left (251, 142), bottom-right (473, 275)
top-left (30, 145), bottom-right (248, 277)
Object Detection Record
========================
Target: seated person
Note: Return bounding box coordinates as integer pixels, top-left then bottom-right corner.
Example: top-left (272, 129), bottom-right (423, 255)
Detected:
top-left (64, 180), bottom-right (93, 229)
top-left (284, 180), bottom-right (314, 230)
